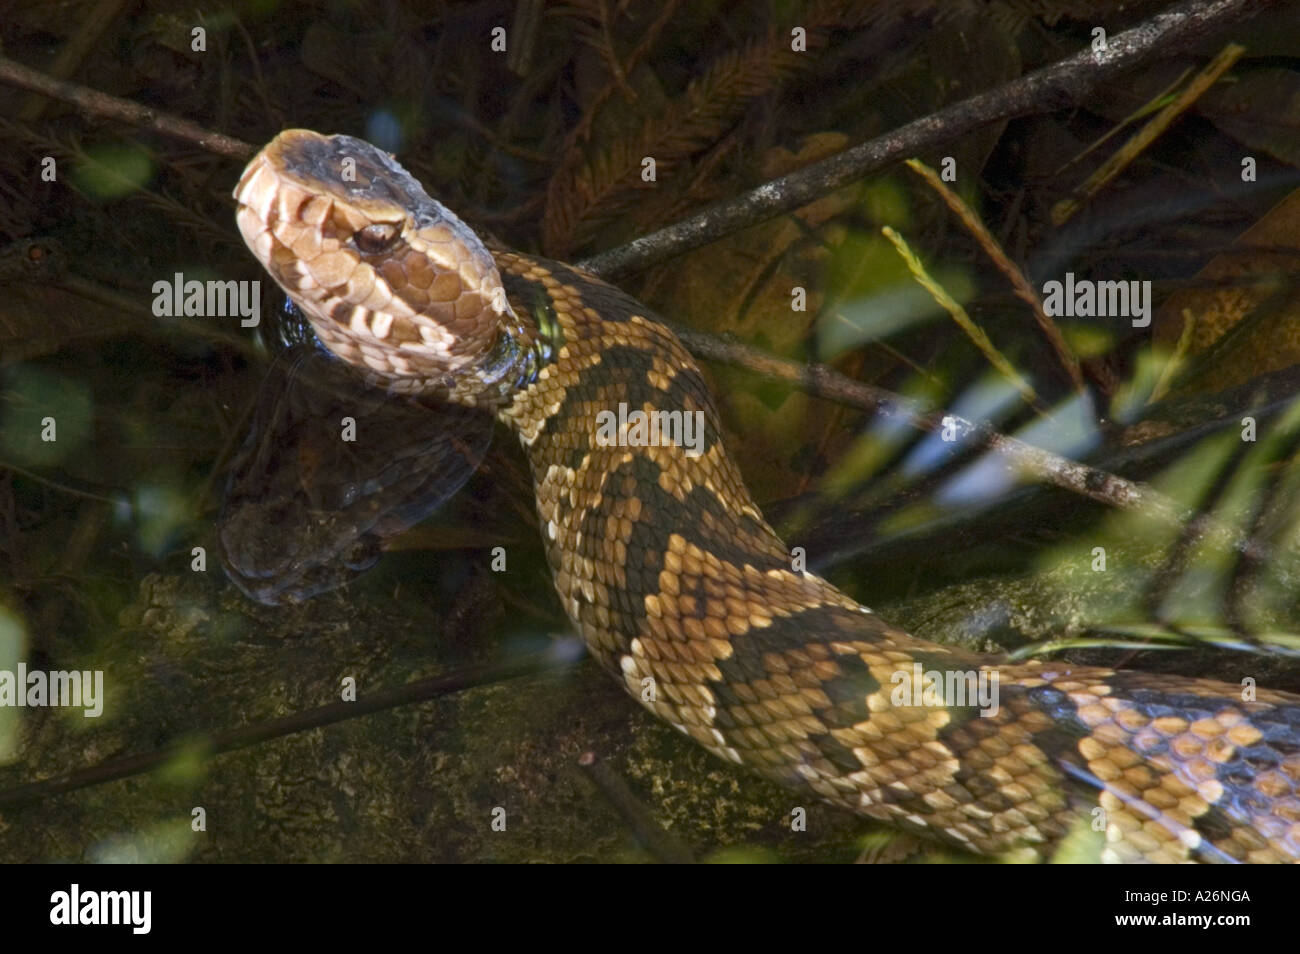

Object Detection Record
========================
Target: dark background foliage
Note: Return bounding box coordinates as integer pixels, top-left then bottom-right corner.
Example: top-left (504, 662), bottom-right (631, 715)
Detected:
top-left (2, 0), bottom-right (1300, 862)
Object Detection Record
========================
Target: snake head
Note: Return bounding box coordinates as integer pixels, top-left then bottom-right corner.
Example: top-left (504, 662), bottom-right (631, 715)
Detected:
top-left (233, 129), bottom-right (523, 395)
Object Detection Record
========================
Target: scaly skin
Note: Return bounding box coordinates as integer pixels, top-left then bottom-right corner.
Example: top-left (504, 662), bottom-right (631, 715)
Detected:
top-left (235, 130), bottom-right (1300, 862)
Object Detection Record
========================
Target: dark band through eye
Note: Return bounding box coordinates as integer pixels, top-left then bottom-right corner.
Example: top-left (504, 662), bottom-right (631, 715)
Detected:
top-left (353, 223), bottom-right (400, 254)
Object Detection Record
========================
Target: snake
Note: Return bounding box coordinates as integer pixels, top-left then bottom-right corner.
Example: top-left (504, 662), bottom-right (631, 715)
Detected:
top-left (232, 129), bottom-right (1300, 863)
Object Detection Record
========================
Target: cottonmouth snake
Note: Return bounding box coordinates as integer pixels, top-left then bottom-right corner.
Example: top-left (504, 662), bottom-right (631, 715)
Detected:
top-left (232, 129), bottom-right (1300, 863)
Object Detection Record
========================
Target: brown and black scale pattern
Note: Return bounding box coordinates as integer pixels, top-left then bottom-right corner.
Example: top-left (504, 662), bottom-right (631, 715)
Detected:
top-left (233, 131), bottom-right (1300, 862)
top-left (492, 250), bottom-right (1300, 864)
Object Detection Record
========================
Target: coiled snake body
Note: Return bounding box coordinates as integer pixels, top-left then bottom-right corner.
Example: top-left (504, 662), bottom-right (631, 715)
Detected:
top-left (234, 130), bottom-right (1300, 863)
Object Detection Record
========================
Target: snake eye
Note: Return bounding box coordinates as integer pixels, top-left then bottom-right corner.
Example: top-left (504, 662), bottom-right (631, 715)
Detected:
top-left (352, 223), bottom-right (400, 255)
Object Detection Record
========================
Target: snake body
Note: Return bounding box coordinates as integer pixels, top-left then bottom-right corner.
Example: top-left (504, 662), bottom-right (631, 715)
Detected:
top-left (234, 130), bottom-right (1300, 863)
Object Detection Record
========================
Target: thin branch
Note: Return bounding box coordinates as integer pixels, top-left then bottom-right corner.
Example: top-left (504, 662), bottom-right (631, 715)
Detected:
top-left (17, 0), bottom-right (129, 121)
top-left (0, 54), bottom-right (254, 159)
top-left (881, 225), bottom-right (1048, 415)
top-left (576, 0), bottom-right (1281, 279)
top-left (903, 158), bottom-right (1086, 395)
top-left (1052, 42), bottom-right (1246, 225)
top-left (578, 751), bottom-right (697, 863)
top-left (0, 643), bottom-right (582, 807)
top-left (671, 323), bottom-right (1248, 552)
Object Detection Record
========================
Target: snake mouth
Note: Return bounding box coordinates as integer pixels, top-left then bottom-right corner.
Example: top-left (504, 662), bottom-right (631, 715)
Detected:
top-left (233, 129), bottom-right (520, 394)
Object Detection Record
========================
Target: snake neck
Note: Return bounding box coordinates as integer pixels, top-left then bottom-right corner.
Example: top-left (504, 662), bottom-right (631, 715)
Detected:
top-left (449, 318), bottom-right (541, 407)
top-left (491, 250), bottom-right (880, 676)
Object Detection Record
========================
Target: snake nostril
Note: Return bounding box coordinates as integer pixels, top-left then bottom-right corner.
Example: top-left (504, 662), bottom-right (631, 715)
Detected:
top-left (352, 222), bottom-right (401, 255)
